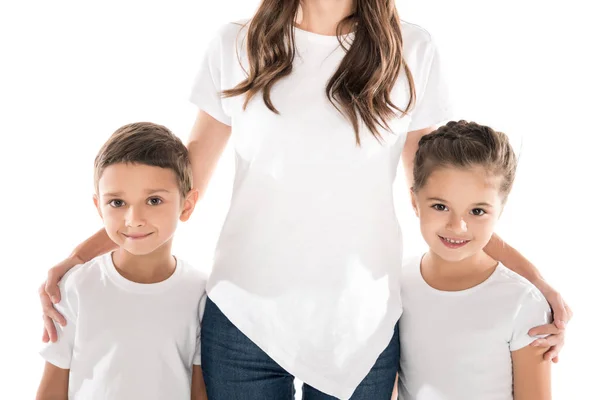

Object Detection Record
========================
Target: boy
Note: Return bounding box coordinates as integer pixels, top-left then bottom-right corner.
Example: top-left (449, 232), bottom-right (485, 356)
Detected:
top-left (37, 122), bottom-right (208, 399)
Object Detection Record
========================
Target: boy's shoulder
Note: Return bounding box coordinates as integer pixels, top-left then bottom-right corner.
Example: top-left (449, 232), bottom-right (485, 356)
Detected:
top-left (60, 254), bottom-right (207, 298)
top-left (174, 258), bottom-right (208, 290)
top-left (59, 254), bottom-right (108, 294)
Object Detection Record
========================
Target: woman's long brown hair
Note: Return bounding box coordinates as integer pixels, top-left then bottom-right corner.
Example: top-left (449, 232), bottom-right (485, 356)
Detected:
top-left (223, 0), bottom-right (416, 145)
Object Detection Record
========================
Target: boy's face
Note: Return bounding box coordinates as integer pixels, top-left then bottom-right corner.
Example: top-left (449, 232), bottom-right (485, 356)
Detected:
top-left (411, 166), bottom-right (504, 263)
top-left (94, 163), bottom-right (197, 256)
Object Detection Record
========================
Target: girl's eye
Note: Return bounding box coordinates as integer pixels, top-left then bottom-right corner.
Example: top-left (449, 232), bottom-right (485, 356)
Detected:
top-left (471, 208), bottom-right (486, 216)
top-left (432, 204), bottom-right (448, 212)
top-left (109, 199), bottom-right (125, 208)
top-left (147, 197), bottom-right (163, 206)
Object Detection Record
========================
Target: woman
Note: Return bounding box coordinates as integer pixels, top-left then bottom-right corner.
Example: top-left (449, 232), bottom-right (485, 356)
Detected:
top-left (39, 1), bottom-right (570, 399)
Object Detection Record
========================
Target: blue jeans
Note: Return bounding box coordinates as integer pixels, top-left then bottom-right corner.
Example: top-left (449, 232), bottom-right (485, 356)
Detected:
top-left (201, 297), bottom-right (400, 400)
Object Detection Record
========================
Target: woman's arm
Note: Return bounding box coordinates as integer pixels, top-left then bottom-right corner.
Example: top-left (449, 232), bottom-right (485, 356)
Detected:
top-left (41, 229), bottom-right (117, 342)
top-left (36, 362), bottom-right (69, 400)
top-left (186, 111), bottom-right (232, 198)
top-left (401, 127), bottom-right (435, 188)
top-left (512, 345), bottom-right (552, 400)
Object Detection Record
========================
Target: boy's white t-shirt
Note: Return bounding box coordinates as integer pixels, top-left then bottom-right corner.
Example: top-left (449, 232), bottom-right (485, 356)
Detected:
top-left (40, 253), bottom-right (207, 400)
top-left (398, 256), bottom-right (552, 400)
top-left (190, 20), bottom-right (453, 398)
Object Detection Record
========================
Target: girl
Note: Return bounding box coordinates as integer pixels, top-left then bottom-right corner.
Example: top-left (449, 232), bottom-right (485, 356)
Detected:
top-left (39, 1), bottom-right (569, 399)
top-left (397, 120), bottom-right (552, 399)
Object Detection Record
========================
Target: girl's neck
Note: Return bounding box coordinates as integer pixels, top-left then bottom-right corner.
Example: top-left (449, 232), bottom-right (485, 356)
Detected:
top-left (296, 0), bottom-right (354, 36)
top-left (111, 241), bottom-right (176, 284)
top-left (421, 250), bottom-right (499, 292)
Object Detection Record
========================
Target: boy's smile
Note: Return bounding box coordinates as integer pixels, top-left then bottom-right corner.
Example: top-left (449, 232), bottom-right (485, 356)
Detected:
top-left (93, 163), bottom-right (197, 273)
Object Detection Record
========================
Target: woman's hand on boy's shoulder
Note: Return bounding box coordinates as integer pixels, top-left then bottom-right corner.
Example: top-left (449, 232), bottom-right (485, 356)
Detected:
top-left (528, 279), bottom-right (573, 363)
top-left (40, 255), bottom-right (82, 343)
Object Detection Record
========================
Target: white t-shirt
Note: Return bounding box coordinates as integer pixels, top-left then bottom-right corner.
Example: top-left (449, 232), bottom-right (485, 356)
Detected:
top-left (398, 256), bottom-right (552, 400)
top-left (40, 253), bottom-right (207, 400)
top-left (190, 20), bottom-right (452, 398)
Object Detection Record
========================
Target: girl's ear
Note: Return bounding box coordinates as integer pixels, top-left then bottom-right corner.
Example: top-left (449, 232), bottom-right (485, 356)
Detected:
top-left (410, 188), bottom-right (419, 217)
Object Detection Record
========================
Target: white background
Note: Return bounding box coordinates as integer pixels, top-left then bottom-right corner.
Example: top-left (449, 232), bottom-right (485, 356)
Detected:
top-left (1, 1), bottom-right (598, 398)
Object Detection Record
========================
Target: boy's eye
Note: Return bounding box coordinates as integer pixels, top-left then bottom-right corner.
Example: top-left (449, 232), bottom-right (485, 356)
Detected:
top-left (432, 204), bottom-right (448, 212)
top-left (109, 199), bottom-right (125, 208)
top-left (147, 197), bottom-right (163, 206)
top-left (471, 208), bottom-right (486, 216)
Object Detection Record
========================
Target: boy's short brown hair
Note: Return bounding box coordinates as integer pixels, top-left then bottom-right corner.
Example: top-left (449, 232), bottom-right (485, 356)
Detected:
top-left (94, 122), bottom-right (193, 197)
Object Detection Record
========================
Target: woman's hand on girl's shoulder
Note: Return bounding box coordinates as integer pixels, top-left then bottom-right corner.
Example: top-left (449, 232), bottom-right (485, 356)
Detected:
top-left (528, 280), bottom-right (573, 363)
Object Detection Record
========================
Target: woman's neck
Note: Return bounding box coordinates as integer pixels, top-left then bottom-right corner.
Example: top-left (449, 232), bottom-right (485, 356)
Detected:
top-left (421, 250), bottom-right (499, 291)
top-left (296, 0), bottom-right (354, 36)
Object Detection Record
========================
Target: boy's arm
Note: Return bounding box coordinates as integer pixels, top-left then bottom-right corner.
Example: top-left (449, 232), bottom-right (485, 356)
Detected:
top-left (191, 365), bottom-right (208, 400)
top-left (36, 362), bottom-right (69, 400)
top-left (512, 345), bottom-right (552, 400)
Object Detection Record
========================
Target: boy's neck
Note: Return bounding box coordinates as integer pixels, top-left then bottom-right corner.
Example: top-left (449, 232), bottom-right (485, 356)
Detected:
top-left (420, 250), bottom-right (498, 292)
top-left (111, 242), bottom-right (176, 284)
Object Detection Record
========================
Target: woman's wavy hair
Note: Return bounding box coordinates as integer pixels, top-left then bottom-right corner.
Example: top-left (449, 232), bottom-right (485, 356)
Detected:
top-left (223, 0), bottom-right (416, 145)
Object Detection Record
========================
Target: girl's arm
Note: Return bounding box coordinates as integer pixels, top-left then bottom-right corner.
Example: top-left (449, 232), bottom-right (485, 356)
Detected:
top-left (40, 111), bottom-right (232, 342)
top-left (36, 363), bottom-right (69, 400)
top-left (512, 345), bottom-right (552, 400)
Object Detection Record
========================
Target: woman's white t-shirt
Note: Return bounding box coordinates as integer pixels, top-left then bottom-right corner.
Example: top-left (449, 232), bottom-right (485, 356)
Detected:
top-left (190, 20), bottom-right (452, 398)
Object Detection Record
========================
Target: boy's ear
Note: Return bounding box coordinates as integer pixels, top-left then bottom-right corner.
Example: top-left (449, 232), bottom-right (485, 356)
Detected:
top-left (410, 188), bottom-right (419, 217)
top-left (93, 194), bottom-right (103, 220)
top-left (498, 203), bottom-right (506, 218)
top-left (180, 189), bottom-right (199, 222)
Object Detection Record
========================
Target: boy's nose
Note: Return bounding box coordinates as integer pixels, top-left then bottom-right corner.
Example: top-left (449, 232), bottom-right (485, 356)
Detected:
top-left (125, 206), bottom-right (146, 227)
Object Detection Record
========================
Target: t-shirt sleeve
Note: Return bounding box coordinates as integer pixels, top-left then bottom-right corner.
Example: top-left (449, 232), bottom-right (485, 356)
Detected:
top-left (193, 293), bottom-right (208, 366)
top-left (509, 287), bottom-right (552, 351)
top-left (189, 28), bottom-right (232, 126)
top-left (407, 39), bottom-right (454, 132)
top-left (39, 281), bottom-right (78, 369)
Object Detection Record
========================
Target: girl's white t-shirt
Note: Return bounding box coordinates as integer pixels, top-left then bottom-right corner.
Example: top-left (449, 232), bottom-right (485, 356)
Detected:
top-left (190, 20), bottom-right (452, 398)
top-left (398, 257), bottom-right (552, 400)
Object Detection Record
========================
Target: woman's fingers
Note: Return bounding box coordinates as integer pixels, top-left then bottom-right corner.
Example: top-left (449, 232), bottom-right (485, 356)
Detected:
top-left (528, 323), bottom-right (560, 337)
top-left (45, 267), bottom-right (64, 304)
top-left (40, 283), bottom-right (66, 326)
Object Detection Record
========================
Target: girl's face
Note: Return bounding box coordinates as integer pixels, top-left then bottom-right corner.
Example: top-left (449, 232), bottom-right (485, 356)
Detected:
top-left (411, 166), bottom-right (505, 262)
